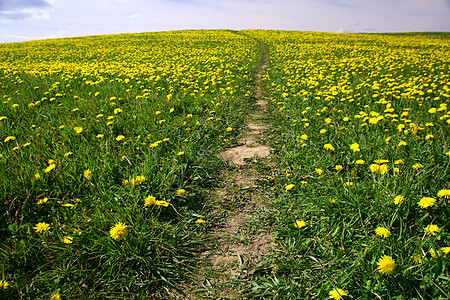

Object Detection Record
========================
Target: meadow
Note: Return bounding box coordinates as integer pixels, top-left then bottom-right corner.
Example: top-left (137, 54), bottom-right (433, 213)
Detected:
top-left (0, 29), bottom-right (449, 299)
top-left (245, 30), bottom-right (450, 299)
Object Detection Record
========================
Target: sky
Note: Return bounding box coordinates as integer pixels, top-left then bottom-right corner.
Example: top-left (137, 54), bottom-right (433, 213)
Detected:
top-left (0, 0), bottom-right (450, 43)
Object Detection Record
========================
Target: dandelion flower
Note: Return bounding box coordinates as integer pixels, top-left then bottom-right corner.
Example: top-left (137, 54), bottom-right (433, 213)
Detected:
top-left (398, 141), bottom-right (407, 147)
top-left (74, 127), bottom-right (83, 134)
top-left (412, 163), bottom-right (423, 170)
top-left (35, 173), bottom-right (40, 180)
top-left (285, 184), bottom-right (294, 191)
top-left (370, 164), bottom-right (388, 175)
top-left (335, 165), bottom-right (343, 171)
top-left (300, 134), bottom-right (308, 140)
top-left (176, 189), bottom-right (186, 195)
top-left (131, 176), bottom-right (145, 185)
top-left (195, 219), bottom-right (206, 224)
top-left (375, 227), bottom-right (391, 238)
top-left (0, 280), bottom-right (10, 290)
top-left (376, 255), bottom-right (395, 275)
top-left (343, 181), bottom-right (353, 187)
top-left (44, 164), bottom-right (56, 173)
top-left (315, 168), bottom-right (323, 175)
top-left (155, 200), bottom-right (169, 207)
top-left (355, 159), bottom-right (365, 165)
top-left (4, 136), bottom-right (15, 142)
top-left (84, 169), bottom-right (91, 179)
top-left (441, 247), bottom-right (450, 254)
top-left (425, 134), bottom-right (434, 140)
top-left (437, 189), bottom-right (450, 198)
top-left (50, 292), bottom-right (61, 300)
top-left (418, 197), bottom-right (436, 208)
top-left (324, 143), bottom-right (335, 151)
top-left (37, 197), bottom-right (48, 205)
top-left (350, 143), bottom-right (360, 152)
top-left (116, 135), bottom-right (125, 141)
top-left (96, 134), bottom-right (104, 138)
top-left (226, 127), bottom-right (233, 132)
top-left (429, 248), bottom-right (442, 258)
top-left (144, 195), bottom-right (156, 206)
top-left (329, 288), bottom-right (348, 299)
top-left (177, 151), bottom-right (184, 156)
top-left (63, 236), bottom-right (73, 244)
top-left (320, 129), bottom-right (327, 134)
top-left (294, 220), bottom-right (306, 228)
top-left (33, 222), bottom-right (51, 233)
top-left (425, 224), bottom-right (441, 236)
top-left (394, 195), bottom-right (404, 205)
top-left (109, 222), bottom-right (128, 240)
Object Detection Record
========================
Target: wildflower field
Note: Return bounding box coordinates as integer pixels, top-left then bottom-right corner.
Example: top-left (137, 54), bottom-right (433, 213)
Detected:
top-left (1, 29), bottom-right (449, 299)
top-left (0, 30), bottom-right (259, 299)
top-left (245, 30), bottom-right (450, 298)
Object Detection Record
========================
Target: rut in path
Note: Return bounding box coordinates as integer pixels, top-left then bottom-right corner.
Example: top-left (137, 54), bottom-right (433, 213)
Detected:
top-left (192, 39), bottom-right (275, 299)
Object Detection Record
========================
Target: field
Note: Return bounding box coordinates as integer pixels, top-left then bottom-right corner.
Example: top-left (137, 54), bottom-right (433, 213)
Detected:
top-left (1, 30), bottom-right (449, 299)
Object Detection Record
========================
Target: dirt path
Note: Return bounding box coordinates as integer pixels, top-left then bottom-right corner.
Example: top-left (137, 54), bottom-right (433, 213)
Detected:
top-left (185, 39), bottom-right (275, 299)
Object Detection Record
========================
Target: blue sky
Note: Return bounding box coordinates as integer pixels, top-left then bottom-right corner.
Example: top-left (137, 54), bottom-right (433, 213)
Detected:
top-left (1, 0), bottom-right (450, 43)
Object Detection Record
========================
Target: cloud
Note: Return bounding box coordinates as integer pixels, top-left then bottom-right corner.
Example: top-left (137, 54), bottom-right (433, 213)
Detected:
top-left (0, 0), bottom-right (53, 23)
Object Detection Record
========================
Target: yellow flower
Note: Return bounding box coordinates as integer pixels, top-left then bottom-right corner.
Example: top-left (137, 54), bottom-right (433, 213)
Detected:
top-left (355, 159), bottom-right (365, 165)
top-left (429, 248), bottom-right (442, 258)
top-left (84, 169), bottom-right (91, 179)
top-left (375, 227), bottom-right (391, 238)
top-left (300, 134), bottom-right (308, 140)
top-left (44, 164), bottom-right (56, 173)
top-left (398, 141), bottom-right (407, 147)
top-left (425, 134), bottom-right (434, 140)
top-left (176, 189), bottom-right (186, 195)
top-left (324, 143), bottom-right (335, 151)
top-left (64, 152), bottom-right (73, 157)
top-left (418, 197), bottom-right (436, 208)
top-left (320, 129), bottom-right (327, 134)
top-left (442, 247), bottom-right (450, 254)
top-left (96, 134), bottom-right (104, 138)
top-left (114, 108), bottom-right (123, 114)
top-left (33, 222), bottom-right (51, 233)
top-left (394, 195), bottom-right (404, 205)
top-left (195, 218), bottom-right (206, 224)
top-left (285, 184), bottom-right (294, 191)
top-left (35, 173), bottom-right (40, 180)
top-left (63, 236), bottom-right (73, 244)
top-left (294, 220), bottom-right (306, 228)
top-left (116, 135), bottom-right (125, 141)
top-left (412, 163), bottom-right (423, 170)
top-left (144, 195), bottom-right (156, 206)
top-left (109, 222), bottom-right (128, 240)
top-left (0, 116), bottom-right (7, 121)
top-left (335, 165), bottom-right (343, 171)
top-left (0, 280), bottom-right (10, 290)
top-left (74, 127), bottom-right (83, 133)
top-left (428, 107), bottom-right (437, 114)
top-left (155, 200), bottom-right (170, 207)
top-left (226, 127), bottom-right (233, 132)
top-left (437, 189), bottom-right (450, 198)
top-left (394, 159), bottom-right (404, 165)
top-left (350, 143), bottom-right (360, 152)
top-left (315, 168), bottom-right (323, 175)
top-left (425, 224), bottom-right (441, 236)
top-left (177, 151), bottom-right (184, 156)
top-left (4, 136), bottom-right (15, 142)
top-left (376, 255), bottom-right (395, 275)
top-left (369, 164), bottom-right (388, 175)
top-left (131, 175), bottom-right (145, 185)
top-left (329, 288), bottom-right (348, 299)
top-left (37, 197), bottom-right (48, 205)
top-left (50, 292), bottom-right (61, 300)
top-left (343, 181), bottom-right (353, 187)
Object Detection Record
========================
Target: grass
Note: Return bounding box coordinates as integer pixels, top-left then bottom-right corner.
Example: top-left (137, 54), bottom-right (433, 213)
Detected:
top-left (1, 29), bottom-right (449, 299)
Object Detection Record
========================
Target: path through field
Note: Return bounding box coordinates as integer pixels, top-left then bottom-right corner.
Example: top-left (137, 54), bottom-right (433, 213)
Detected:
top-left (185, 38), bottom-right (276, 299)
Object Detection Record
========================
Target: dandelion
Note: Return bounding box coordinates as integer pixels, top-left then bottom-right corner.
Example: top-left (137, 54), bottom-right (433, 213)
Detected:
top-left (412, 163), bottom-right (423, 170)
top-left (369, 164), bottom-right (388, 175)
top-left (35, 173), bottom-right (40, 180)
top-left (425, 134), bottom-right (434, 140)
top-left (394, 159), bottom-right (404, 164)
top-left (285, 184), bottom-right (295, 191)
top-left (63, 236), bottom-right (73, 244)
top-left (109, 222), bottom-right (128, 240)
top-left (0, 280), bottom-right (10, 290)
top-left (226, 127), bottom-right (233, 132)
top-left (335, 165), bottom-right (343, 171)
top-left (144, 195), bottom-right (156, 206)
top-left (437, 189), bottom-right (450, 198)
top-left (44, 164), bottom-right (56, 173)
top-left (428, 107), bottom-right (437, 114)
top-left (376, 255), bottom-right (395, 275)
top-left (177, 151), bottom-right (184, 156)
top-left (96, 134), bottom-right (104, 138)
top-left (294, 220), bottom-right (306, 228)
top-left (176, 189), bottom-right (186, 195)
top-left (324, 143), bottom-right (335, 151)
top-left (418, 197), bottom-right (436, 208)
top-left (315, 168), bottom-right (323, 175)
top-left (33, 222), bottom-right (51, 233)
top-left (84, 169), bottom-right (91, 179)
top-left (37, 197), bottom-right (48, 205)
top-left (343, 181), bottom-right (353, 187)
top-left (355, 159), bottom-right (365, 165)
top-left (4, 136), bottom-right (15, 142)
top-left (50, 292), bottom-right (61, 300)
top-left (116, 135), bottom-right (125, 141)
top-left (195, 219), bottom-right (206, 224)
top-left (329, 288), bottom-right (348, 299)
top-left (425, 224), bottom-right (441, 236)
top-left (398, 141), bottom-right (407, 147)
top-left (394, 195), bottom-right (404, 205)
top-left (300, 134), bottom-right (308, 140)
top-left (429, 248), bottom-right (442, 258)
top-left (131, 176), bottom-right (145, 185)
top-left (155, 200), bottom-right (170, 207)
top-left (74, 127), bottom-right (83, 133)
top-left (320, 129), bottom-right (327, 134)
top-left (375, 227), bottom-right (391, 238)
top-left (114, 108), bottom-right (122, 114)
top-left (350, 143), bottom-right (360, 152)
top-left (442, 247), bottom-right (450, 254)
